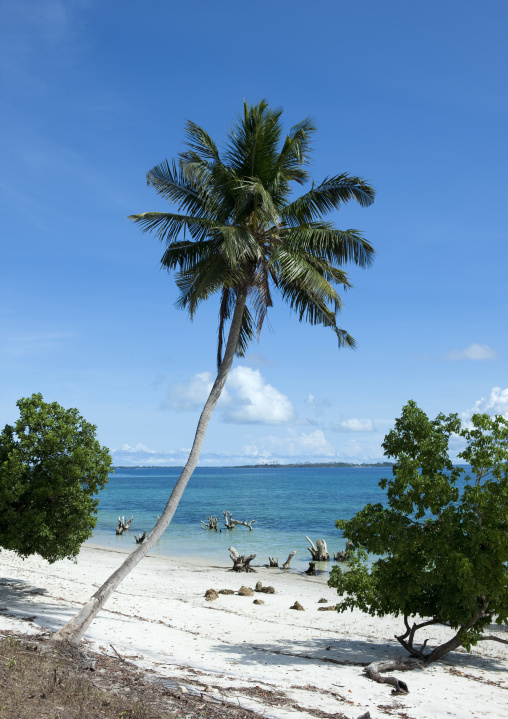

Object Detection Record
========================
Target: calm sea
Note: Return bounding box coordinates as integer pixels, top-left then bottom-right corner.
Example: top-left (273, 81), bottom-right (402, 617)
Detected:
top-left (89, 466), bottom-right (390, 573)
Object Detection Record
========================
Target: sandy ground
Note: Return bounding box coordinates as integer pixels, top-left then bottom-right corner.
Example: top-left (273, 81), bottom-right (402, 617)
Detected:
top-left (0, 544), bottom-right (506, 719)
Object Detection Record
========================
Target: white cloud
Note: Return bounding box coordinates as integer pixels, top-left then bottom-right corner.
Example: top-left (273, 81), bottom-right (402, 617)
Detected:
top-left (462, 387), bottom-right (508, 420)
top-left (243, 429), bottom-right (335, 459)
top-left (168, 372), bottom-right (231, 411)
top-left (223, 367), bottom-right (296, 425)
top-left (442, 343), bottom-right (498, 361)
top-left (166, 366), bottom-right (295, 425)
top-left (121, 443), bottom-right (156, 454)
top-left (331, 418), bottom-right (376, 432)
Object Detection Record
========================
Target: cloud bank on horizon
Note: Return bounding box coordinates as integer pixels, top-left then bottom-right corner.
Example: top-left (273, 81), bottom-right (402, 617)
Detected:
top-left (111, 368), bottom-right (508, 466)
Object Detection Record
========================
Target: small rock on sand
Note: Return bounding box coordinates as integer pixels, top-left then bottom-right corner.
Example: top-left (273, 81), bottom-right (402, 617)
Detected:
top-left (205, 589), bottom-right (219, 601)
top-left (253, 599), bottom-right (265, 605)
top-left (238, 585), bottom-right (254, 596)
top-left (318, 598), bottom-right (328, 603)
top-left (290, 601), bottom-right (305, 611)
top-left (255, 581), bottom-right (275, 594)
top-left (318, 605), bottom-right (336, 611)
top-left (218, 589), bottom-right (234, 595)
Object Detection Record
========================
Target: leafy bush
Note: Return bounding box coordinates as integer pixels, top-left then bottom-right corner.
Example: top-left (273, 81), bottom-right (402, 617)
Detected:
top-left (329, 400), bottom-right (508, 663)
top-left (0, 394), bottom-right (111, 562)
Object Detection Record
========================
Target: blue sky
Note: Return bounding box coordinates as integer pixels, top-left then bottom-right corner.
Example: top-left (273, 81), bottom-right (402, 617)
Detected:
top-left (1, 0), bottom-right (506, 465)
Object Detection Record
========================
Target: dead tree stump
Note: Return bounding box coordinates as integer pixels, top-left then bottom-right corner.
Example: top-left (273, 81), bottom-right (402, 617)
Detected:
top-left (334, 540), bottom-right (353, 562)
top-left (306, 536), bottom-right (330, 561)
top-left (305, 561), bottom-right (316, 575)
top-left (116, 516), bottom-right (134, 535)
top-left (223, 510), bottom-right (257, 530)
top-left (201, 515), bottom-right (218, 531)
top-left (228, 546), bottom-right (256, 572)
top-left (281, 550), bottom-right (297, 570)
top-left (268, 557), bottom-right (279, 567)
top-left (134, 531), bottom-right (146, 544)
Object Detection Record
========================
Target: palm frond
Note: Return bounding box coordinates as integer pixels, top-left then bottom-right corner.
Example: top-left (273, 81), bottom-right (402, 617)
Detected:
top-left (282, 223), bottom-right (375, 268)
top-left (281, 174), bottom-right (376, 225)
top-left (132, 101), bottom-right (375, 358)
top-left (128, 212), bottom-right (220, 244)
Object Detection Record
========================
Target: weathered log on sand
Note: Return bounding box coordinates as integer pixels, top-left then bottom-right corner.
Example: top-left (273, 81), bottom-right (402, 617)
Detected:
top-left (116, 516), bottom-right (134, 535)
top-left (334, 540), bottom-right (353, 562)
top-left (228, 546), bottom-right (257, 572)
top-left (223, 510), bottom-right (257, 531)
top-left (364, 658), bottom-right (423, 694)
top-left (281, 550), bottom-right (297, 570)
top-left (201, 515), bottom-right (218, 531)
top-left (134, 531), bottom-right (146, 544)
top-left (305, 536), bottom-right (330, 561)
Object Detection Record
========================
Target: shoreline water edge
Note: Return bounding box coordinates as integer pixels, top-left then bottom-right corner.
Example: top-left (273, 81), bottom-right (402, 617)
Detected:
top-left (1, 544), bottom-right (507, 719)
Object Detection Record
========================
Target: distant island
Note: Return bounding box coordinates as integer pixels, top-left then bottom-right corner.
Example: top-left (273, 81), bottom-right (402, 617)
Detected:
top-left (233, 462), bottom-right (394, 468)
top-left (111, 462), bottom-right (394, 469)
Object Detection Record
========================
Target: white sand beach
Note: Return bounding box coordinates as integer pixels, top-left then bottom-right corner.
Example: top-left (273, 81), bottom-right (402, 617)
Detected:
top-left (0, 545), bottom-right (506, 719)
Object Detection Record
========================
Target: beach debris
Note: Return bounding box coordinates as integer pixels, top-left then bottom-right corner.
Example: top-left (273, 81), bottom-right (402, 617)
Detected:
top-left (228, 546), bottom-right (257, 572)
top-left (218, 589), bottom-right (234, 595)
top-left (134, 531), bottom-right (146, 544)
top-left (255, 581), bottom-right (275, 594)
top-left (318, 605), bottom-right (336, 611)
top-left (281, 550), bottom-right (297, 570)
top-left (238, 586), bottom-right (254, 596)
top-left (267, 556), bottom-right (279, 567)
top-left (305, 561), bottom-right (316, 575)
top-left (204, 589), bottom-right (219, 601)
top-left (290, 601), bottom-right (305, 611)
top-left (305, 536), bottom-right (330, 561)
top-left (318, 597), bottom-right (328, 603)
top-left (334, 540), bottom-right (353, 562)
top-left (253, 599), bottom-right (265, 605)
top-left (200, 515), bottom-right (218, 531)
top-left (115, 515), bottom-right (134, 535)
top-left (223, 510), bottom-right (257, 531)
top-left (364, 658), bottom-right (421, 693)
top-left (109, 644), bottom-right (125, 663)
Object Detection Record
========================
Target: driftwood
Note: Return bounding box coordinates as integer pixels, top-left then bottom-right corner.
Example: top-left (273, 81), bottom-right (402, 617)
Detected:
top-left (134, 531), bottom-right (146, 544)
top-left (228, 546), bottom-right (256, 572)
top-left (306, 536), bottom-right (330, 561)
top-left (116, 515), bottom-right (134, 535)
top-left (223, 510), bottom-right (257, 531)
top-left (281, 550), bottom-right (297, 570)
top-left (364, 658), bottom-right (423, 694)
top-left (201, 515), bottom-right (218, 531)
top-left (267, 556), bottom-right (279, 567)
top-left (334, 540), bottom-right (353, 562)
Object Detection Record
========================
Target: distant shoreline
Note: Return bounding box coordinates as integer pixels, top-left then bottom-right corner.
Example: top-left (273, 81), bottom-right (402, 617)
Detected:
top-left (110, 461), bottom-right (394, 469)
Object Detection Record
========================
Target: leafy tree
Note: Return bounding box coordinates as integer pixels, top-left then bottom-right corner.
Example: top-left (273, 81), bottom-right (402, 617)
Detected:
top-left (54, 100), bottom-right (375, 645)
top-left (0, 394), bottom-right (112, 563)
top-left (329, 400), bottom-right (508, 664)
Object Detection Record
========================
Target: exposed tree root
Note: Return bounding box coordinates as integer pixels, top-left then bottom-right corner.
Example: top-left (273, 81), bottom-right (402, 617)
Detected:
top-left (363, 658), bottom-right (423, 694)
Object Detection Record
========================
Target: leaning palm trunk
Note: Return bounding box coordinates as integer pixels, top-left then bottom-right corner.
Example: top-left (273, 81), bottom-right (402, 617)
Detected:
top-left (52, 288), bottom-right (248, 646)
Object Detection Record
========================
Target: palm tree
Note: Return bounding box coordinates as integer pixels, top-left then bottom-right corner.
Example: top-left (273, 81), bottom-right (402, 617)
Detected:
top-left (52, 101), bottom-right (375, 646)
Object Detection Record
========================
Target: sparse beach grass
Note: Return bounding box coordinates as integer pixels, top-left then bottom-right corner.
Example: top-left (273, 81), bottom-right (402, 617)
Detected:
top-left (0, 633), bottom-right (263, 719)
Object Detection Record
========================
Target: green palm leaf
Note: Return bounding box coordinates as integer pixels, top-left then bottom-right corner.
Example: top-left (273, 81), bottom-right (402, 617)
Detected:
top-left (130, 100), bottom-right (376, 367)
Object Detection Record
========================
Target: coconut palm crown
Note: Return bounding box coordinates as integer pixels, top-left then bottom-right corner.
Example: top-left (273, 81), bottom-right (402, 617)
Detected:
top-left (129, 100), bottom-right (375, 368)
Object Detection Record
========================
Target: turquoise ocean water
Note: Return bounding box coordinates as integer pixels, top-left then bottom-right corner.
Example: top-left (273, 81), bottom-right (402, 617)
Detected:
top-left (89, 466), bottom-right (389, 573)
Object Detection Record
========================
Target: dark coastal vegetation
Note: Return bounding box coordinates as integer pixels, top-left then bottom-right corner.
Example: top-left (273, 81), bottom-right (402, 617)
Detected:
top-left (0, 394), bottom-right (111, 563)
